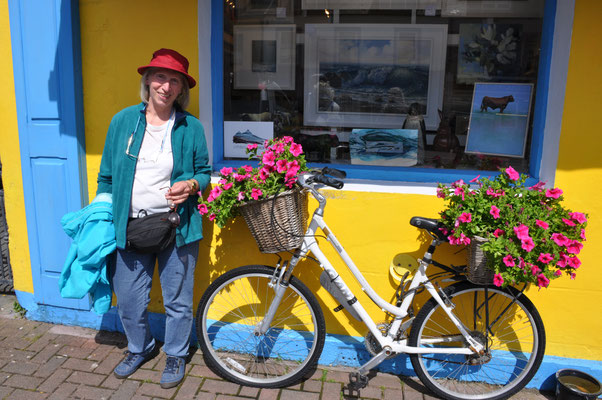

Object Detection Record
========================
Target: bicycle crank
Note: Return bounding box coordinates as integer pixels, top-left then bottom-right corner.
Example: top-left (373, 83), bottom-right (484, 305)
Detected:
top-left (364, 322), bottom-right (397, 359)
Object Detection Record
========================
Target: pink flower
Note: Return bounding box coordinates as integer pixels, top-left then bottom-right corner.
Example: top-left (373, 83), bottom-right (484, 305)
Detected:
top-left (568, 256), bottom-right (581, 269)
top-left (275, 159), bottom-right (288, 173)
top-left (436, 187), bottom-right (446, 198)
top-left (237, 191), bottom-right (245, 201)
top-left (554, 270), bottom-right (562, 276)
top-left (490, 205), bottom-right (500, 219)
top-left (197, 203), bottom-right (208, 215)
top-left (452, 179), bottom-right (465, 187)
top-left (243, 165), bottom-right (253, 173)
top-left (438, 227), bottom-right (449, 236)
top-left (530, 181), bottom-right (546, 192)
top-left (289, 143), bottom-right (303, 157)
top-left (220, 167), bottom-right (233, 176)
top-left (271, 142), bottom-right (285, 154)
top-left (283, 136), bottom-right (294, 144)
top-left (530, 264), bottom-right (541, 276)
top-left (448, 233), bottom-right (471, 246)
top-left (535, 220), bottom-right (549, 229)
top-left (503, 255), bottom-right (515, 267)
top-left (570, 273), bottom-right (576, 280)
top-left (218, 178), bottom-right (227, 185)
top-left (493, 228), bottom-right (505, 238)
top-left (538, 253), bottom-right (553, 264)
top-left (518, 258), bottom-right (526, 269)
top-left (246, 144), bottom-right (258, 151)
top-left (557, 253), bottom-right (570, 268)
top-left (223, 182), bottom-right (233, 190)
top-left (537, 274), bottom-right (550, 288)
top-left (545, 188), bottom-right (563, 199)
top-left (469, 175), bottom-right (481, 183)
top-left (458, 212), bottom-right (472, 223)
top-left (234, 173), bottom-right (248, 182)
top-left (514, 224), bottom-right (530, 240)
top-left (562, 218), bottom-right (576, 227)
top-left (251, 188), bottom-right (263, 200)
top-left (210, 186), bottom-right (223, 199)
top-left (208, 213), bottom-right (216, 221)
top-left (505, 166), bottom-right (519, 181)
top-left (521, 237), bottom-right (535, 252)
top-left (258, 167), bottom-right (271, 181)
top-left (262, 150), bottom-right (276, 167)
top-left (569, 212), bottom-right (587, 224)
top-left (581, 229), bottom-right (587, 241)
top-left (493, 274), bottom-right (504, 287)
top-left (566, 240), bottom-right (583, 255)
top-left (551, 233), bottom-right (569, 246)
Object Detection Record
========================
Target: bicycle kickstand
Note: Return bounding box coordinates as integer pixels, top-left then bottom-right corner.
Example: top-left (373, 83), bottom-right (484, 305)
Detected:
top-left (348, 347), bottom-right (392, 391)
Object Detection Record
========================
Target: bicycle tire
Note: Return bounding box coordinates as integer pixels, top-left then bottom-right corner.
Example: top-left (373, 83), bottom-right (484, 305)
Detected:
top-left (409, 282), bottom-right (545, 400)
top-left (196, 265), bottom-right (326, 387)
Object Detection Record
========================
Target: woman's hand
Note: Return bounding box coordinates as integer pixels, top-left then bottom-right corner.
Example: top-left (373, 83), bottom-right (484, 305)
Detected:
top-left (165, 180), bottom-right (195, 205)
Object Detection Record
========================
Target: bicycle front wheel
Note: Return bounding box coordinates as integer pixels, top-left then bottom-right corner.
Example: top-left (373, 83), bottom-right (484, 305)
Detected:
top-left (409, 283), bottom-right (545, 400)
top-left (196, 265), bottom-right (326, 387)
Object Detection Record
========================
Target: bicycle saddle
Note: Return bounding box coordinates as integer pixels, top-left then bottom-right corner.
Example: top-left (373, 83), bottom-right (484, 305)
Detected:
top-left (410, 217), bottom-right (448, 241)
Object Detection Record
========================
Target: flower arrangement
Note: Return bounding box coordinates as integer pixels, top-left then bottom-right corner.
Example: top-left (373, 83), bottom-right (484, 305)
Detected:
top-left (197, 136), bottom-right (308, 228)
top-left (437, 167), bottom-right (587, 288)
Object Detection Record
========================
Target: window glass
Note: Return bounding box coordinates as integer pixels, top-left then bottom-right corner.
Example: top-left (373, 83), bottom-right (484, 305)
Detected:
top-left (222, 0), bottom-right (544, 174)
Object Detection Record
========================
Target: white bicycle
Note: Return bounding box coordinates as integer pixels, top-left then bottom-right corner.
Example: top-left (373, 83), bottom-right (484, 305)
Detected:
top-left (195, 167), bottom-right (545, 400)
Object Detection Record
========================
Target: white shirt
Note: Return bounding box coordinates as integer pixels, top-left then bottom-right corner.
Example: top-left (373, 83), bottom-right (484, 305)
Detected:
top-left (130, 113), bottom-right (175, 217)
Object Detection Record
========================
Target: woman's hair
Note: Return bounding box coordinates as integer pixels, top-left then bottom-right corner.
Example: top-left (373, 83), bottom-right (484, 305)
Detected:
top-left (140, 67), bottom-right (190, 110)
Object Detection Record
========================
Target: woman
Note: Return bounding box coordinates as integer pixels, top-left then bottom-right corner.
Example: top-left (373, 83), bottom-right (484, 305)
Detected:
top-left (97, 48), bottom-right (211, 389)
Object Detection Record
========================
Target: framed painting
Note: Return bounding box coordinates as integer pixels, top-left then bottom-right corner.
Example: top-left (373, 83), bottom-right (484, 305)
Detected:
top-left (224, 121), bottom-right (274, 158)
top-left (233, 25), bottom-right (296, 90)
top-left (350, 129), bottom-right (419, 166)
top-left (303, 24), bottom-right (448, 130)
top-left (442, 0), bottom-right (543, 17)
top-left (465, 82), bottom-right (534, 158)
top-left (301, 0), bottom-right (441, 10)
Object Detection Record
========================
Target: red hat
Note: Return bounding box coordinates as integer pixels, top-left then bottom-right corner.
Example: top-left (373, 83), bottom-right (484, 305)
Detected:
top-left (138, 48), bottom-right (196, 88)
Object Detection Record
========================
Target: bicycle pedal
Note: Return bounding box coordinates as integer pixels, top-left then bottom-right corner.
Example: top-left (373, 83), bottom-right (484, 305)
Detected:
top-left (348, 372), bottom-right (369, 389)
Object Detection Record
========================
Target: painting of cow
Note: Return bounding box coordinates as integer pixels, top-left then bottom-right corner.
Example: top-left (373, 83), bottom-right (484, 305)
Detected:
top-left (480, 95), bottom-right (515, 113)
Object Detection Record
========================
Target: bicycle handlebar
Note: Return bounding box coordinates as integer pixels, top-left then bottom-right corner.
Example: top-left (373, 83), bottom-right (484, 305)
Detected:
top-left (313, 174), bottom-right (344, 189)
top-left (298, 168), bottom-right (345, 190)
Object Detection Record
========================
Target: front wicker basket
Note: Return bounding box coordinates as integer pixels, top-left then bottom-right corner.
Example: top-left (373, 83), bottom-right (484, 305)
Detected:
top-left (238, 189), bottom-right (308, 254)
top-left (466, 236), bottom-right (495, 285)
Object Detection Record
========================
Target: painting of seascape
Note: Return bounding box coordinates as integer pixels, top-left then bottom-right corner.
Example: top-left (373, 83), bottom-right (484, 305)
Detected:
top-left (350, 129), bottom-right (418, 166)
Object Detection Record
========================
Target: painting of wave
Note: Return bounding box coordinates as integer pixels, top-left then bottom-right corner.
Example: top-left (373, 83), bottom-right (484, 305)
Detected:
top-left (318, 39), bottom-right (431, 115)
top-left (350, 129), bottom-right (418, 166)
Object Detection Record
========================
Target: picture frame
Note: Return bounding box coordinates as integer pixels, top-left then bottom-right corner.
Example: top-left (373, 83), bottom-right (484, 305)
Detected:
top-left (442, 0), bottom-right (544, 18)
top-left (236, 0), bottom-right (294, 21)
top-left (350, 129), bottom-right (419, 166)
top-left (301, 0), bottom-right (441, 10)
top-left (233, 24), bottom-right (296, 90)
top-left (303, 24), bottom-right (448, 130)
top-left (465, 82), bottom-right (534, 158)
top-left (224, 121), bottom-right (274, 158)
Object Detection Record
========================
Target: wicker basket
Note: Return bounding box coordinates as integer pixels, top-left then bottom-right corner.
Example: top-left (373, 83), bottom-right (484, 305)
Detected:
top-left (466, 236), bottom-right (495, 285)
top-left (238, 189), bottom-right (308, 253)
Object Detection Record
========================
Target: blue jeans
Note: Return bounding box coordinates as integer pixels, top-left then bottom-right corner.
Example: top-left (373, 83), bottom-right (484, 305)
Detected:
top-left (110, 241), bottom-right (199, 357)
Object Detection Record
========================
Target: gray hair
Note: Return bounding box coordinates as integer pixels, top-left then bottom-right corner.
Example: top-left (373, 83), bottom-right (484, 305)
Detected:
top-left (140, 67), bottom-right (190, 110)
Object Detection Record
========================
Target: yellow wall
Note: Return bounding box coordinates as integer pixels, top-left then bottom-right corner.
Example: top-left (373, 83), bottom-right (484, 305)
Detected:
top-left (0, 1), bottom-right (33, 292)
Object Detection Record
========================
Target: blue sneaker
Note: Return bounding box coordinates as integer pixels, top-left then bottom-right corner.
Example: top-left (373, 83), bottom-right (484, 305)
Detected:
top-left (113, 348), bottom-right (155, 379)
top-left (160, 356), bottom-right (186, 389)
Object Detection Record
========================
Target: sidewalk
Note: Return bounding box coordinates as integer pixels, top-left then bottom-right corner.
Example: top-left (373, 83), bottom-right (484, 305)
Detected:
top-left (0, 294), bottom-right (554, 400)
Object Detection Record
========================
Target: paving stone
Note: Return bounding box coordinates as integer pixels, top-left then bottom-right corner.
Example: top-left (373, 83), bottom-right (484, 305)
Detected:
top-left (281, 388), bottom-right (320, 400)
top-left (26, 332), bottom-right (59, 353)
top-left (258, 388), bottom-right (281, 400)
top-left (72, 385), bottom-right (114, 400)
top-left (87, 344), bottom-right (115, 362)
top-left (189, 352), bottom-right (205, 366)
top-left (368, 372), bottom-right (402, 389)
top-left (238, 386), bottom-right (260, 397)
top-left (52, 335), bottom-right (88, 347)
top-left (303, 379), bottom-right (323, 392)
top-left (201, 378), bottom-right (241, 395)
top-left (47, 382), bottom-right (79, 400)
top-left (357, 386), bottom-right (382, 399)
top-left (100, 373), bottom-right (124, 389)
top-left (0, 386), bottom-right (14, 399)
top-left (174, 375), bottom-right (202, 399)
top-left (190, 364), bottom-right (221, 379)
top-left (325, 369), bottom-right (351, 383)
top-left (215, 395), bottom-right (250, 400)
top-left (110, 379), bottom-right (141, 400)
top-left (130, 368), bottom-right (162, 382)
top-left (3, 373), bottom-right (44, 390)
top-left (62, 357), bottom-right (99, 372)
top-left (1, 359), bottom-right (39, 375)
top-left (322, 381), bottom-right (343, 399)
top-left (95, 352), bottom-right (125, 375)
top-left (38, 368), bottom-right (73, 393)
top-left (383, 388), bottom-right (404, 400)
top-left (58, 344), bottom-right (94, 359)
top-left (146, 351), bottom-right (166, 370)
top-left (1, 349), bottom-right (36, 361)
top-left (67, 370), bottom-right (106, 386)
top-left (82, 338), bottom-right (101, 350)
top-left (33, 355), bottom-right (67, 378)
top-left (30, 343), bottom-right (61, 364)
top-left (136, 382), bottom-right (177, 399)
top-left (4, 388), bottom-right (48, 400)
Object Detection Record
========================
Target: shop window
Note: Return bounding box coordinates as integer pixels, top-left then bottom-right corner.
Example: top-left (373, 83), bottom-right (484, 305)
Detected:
top-left (219, 0), bottom-right (547, 181)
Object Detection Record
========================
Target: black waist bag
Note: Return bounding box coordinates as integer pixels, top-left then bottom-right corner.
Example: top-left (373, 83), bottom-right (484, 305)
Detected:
top-left (126, 210), bottom-right (179, 253)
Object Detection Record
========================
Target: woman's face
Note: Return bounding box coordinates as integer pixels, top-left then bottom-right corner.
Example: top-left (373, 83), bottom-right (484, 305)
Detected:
top-left (146, 68), bottom-right (184, 109)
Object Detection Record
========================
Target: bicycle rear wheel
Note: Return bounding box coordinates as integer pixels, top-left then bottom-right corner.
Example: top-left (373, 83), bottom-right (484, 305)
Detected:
top-left (196, 265), bottom-right (325, 387)
top-left (409, 283), bottom-right (545, 400)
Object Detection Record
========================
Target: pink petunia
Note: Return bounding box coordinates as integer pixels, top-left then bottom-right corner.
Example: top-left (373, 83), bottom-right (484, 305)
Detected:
top-left (490, 205), bottom-right (500, 219)
top-left (262, 150), bottom-right (276, 167)
top-left (562, 218), bottom-right (576, 227)
top-left (545, 188), bottom-right (563, 199)
top-left (486, 187), bottom-right (505, 198)
top-left (282, 136), bottom-right (294, 144)
top-left (493, 228), bottom-right (505, 238)
top-left (436, 187), bottom-right (446, 199)
top-left (469, 175), bottom-right (481, 183)
top-left (568, 256), bottom-right (581, 269)
top-left (514, 224), bottom-right (530, 240)
top-left (210, 185), bottom-right (223, 199)
top-left (197, 203), bottom-right (208, 215)
top-left (551, 233), bottom-right (569, 246)
top-left (289, 143), bottom-right (303, 157)
top-left (566, 240), bottom-right (583, 255)
top-left (237, 191), bottom-right (245, 201)
top-left (537, 274), bottom-right (550, 288)
top-left (554, 270), bottom-right (562, 276)
top-left (505, 166), bottom-right (519, 181)
top-left (218, 178), bottom-right (227, 185)
top-left (246, 144), bottom-right (258, 151)
top-left (557, 253), bottom-right (570, 268)
top-left (220, 167), bottom-right (233, 176)
top-left (503, 255), bottom-right (515, 267)
top-left (258, 167), bottom-right (271, 181)
top-left (493, 274), bottom-right (504, 287)
top-left (581, 229), bottom-right (587, 241)
top-left (530, 264), bottom-right (541, 276)
top-left (458, 212), bottom-right (472, 223)
top-left (452, 179), bottom-right (465, 187)
top-left (271, 142), bottom-right (285, 154)
top-left (208, 213), bottom-right (216, 221)
top-left (223, 183), bottom-right (233, 191)
top-left (538, 253), bottom-right (553, 264)
top-left (275, 159), bottom-right (288, 173)
top-left (521, 237), bottom-right (535, 252)
top-left (569, 212), bottom-right (587, 224)
top-left (570, 273), bottom-right (576, 280)
top-left (234, 173), bottom-right (249, 182)
top-left (243, 165), bottom-right (253, 173)
top-left (535, 220), bottom-right (549, 230)
top-left (529, 181), bottom-right (546, 192)
top-left (251, 188), bottom-right (263, 200)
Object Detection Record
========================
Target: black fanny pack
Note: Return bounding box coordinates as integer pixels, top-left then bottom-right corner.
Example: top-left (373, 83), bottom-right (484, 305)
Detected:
top-left (126, 209), bottom-right (180, 253)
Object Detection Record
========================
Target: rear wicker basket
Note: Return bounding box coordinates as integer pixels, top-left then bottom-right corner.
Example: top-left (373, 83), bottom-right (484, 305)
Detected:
top-left (466, 236), bottom-right (495, 285)
top-left (238, 189), bottom-right (308, 253)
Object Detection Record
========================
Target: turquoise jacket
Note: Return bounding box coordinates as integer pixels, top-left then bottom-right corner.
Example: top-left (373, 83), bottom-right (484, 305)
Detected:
top-left (97, 103), bottom-right (211, 249)
top-left (59, 193), bottom-right (115, 314)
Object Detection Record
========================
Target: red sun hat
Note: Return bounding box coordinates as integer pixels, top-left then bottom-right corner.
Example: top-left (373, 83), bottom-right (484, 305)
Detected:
top-left (138, 48), bottom-right (196, 88)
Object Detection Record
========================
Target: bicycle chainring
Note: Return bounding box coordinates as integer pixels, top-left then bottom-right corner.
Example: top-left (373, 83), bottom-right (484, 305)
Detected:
top-left (364, 322), bottom-right (396, 359)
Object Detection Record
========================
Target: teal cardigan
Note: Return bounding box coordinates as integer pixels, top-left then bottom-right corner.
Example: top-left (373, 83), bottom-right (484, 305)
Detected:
top-left (97, 103), bottom-right (211, 249)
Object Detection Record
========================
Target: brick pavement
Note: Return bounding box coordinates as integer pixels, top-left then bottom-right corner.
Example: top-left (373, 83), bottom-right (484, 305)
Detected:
top-left (0, 296), bottom-right (554, 400)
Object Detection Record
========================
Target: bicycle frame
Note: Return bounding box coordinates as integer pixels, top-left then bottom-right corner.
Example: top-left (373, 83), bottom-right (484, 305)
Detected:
top-left (262, 179), bottom-right (484, 360)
